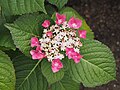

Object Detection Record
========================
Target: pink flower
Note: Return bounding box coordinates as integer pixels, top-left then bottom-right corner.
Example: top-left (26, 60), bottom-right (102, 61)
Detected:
top-left (68, 17), bottom-right (82, 29)
top-left (30, 46), bottom-right (45, 60)
top-left (51, 59), bottom-right (63, 73)
top-left (46, 31), bottom-right (53, 37)
top-left (78, 30), bottom-right (87, 39)
top-left (72, 52), bottom-right (83, 63)
top-left (42, 20), bottom-right (50, 28)
top-left (66, 47), bottom-right (83, 63)
top-left (31, 37), bottom-right (39, 47)
top-left (66, 47), bottom-right (75, 59)
top-left (56, 13), bottom-right (66, 25)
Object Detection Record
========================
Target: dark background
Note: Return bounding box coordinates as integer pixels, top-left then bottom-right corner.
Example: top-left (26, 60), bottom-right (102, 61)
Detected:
top-left (67, 0), bottom-right (120, 90)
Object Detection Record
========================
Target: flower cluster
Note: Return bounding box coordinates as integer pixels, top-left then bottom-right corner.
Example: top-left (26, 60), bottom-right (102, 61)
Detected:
top-left (30, 13), bottom-right (87, 73)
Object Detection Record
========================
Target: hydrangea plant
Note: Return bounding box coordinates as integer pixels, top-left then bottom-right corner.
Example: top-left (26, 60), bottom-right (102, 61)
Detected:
top-left (0, 0), bottom-right (116, 90)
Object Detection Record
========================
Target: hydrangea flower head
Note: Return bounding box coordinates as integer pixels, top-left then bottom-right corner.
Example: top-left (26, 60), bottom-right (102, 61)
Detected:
top-left (30, 13), bottom-right (87, 73)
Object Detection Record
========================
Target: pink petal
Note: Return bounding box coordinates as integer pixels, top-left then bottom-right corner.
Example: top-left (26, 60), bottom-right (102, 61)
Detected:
top-left (68, 17), bottom-right (82, 29)
top-left (30, 46), bottom-right (45, 60)
top-left (31, 37), bottom-right (39, 47)
top-left (56, 13), bottom-right (66, 25)
top-left (36, 46), bottom-right (42, 51)
top-left (72, 52), bottom-right (83, 63)
top-left (51, 59), bottom-right (63, 73)
top-left (52, 59), bottom-right (63, 68)
top-left (52, 66), bottom-right (60, 73)
top-left (46, 31), bottom-right (53, 37)
top-left (37, 53), bottom-right (45, 60)
top-left (42, 20), bottom-right (50, 28)
top-left (32, 53), bottom-right (39, 59)
top-left (78, 30), bottom-right (87, 39)
top-left (32, 52), bottom-right (45, 60)
top-left (30, 50), bottom-right (36, 55)
top-left (66, 47), bottom-right (75, 59)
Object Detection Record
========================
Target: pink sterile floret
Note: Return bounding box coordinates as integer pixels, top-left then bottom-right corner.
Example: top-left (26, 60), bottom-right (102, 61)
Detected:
top-left (46, 31), bottom-right (53, 37)
top-left (56, 13), bottom-right (66, 25)
top-left (30, 46), bottom-right (45, 60)
top-left (72, 52), bottom-right (83, 63)
top-left (31, 37), bottom-right (39, 47)
top-left (66, 47), bottom-right (75, 59)
top-left (78, 30), bottom-right (87, 39)
top-left (68, 17), bottom-right (82, 29)
top-left (42, 20), bottom-right (50, 28)
top-left (66, 47), bottom-right (83, 63)
top-left (52, 59), bottom-right (63, 73)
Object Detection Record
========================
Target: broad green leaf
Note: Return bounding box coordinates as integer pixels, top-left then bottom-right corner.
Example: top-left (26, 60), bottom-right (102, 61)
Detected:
top-left (51, 73), bottom-right (80, 90)
top-left (69, 39), bottom-right (116, 87)
top-left (45, 5), bottom-right (56, 17)
top-left (12, 55), bottom-right (48, 90)
top-left (0, 50), bottom-right (15, 90)
top-left (0, 46), bottom-right (10, 51)
top-left (0, 7), bottom-right (6, 25)
top-left (47, 0), bottom-right (68, 10)
top-left (61, 56), bottom-right (70, 71)
top-left (5, 14), bottom-right (52, 56)
top-left (52, 7), bottom-right (94, 39)
top-left (0, 0), bottom-right (46, 15)
top-left (0, 9), bottom-right (17, 51)
top-left (5, 49), bottom-right (22, 59)
top-left (0, 25), bottom-right (16, 50)
top-left (41, 59), bottom-right (64, 84)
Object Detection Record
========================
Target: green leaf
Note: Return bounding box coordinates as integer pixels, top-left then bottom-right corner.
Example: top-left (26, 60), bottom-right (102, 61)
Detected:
top-left (45, 5), bottom-right (56, 17)
top-left (0, 8), bottom-right (6, 25)
top-left (61, 56), bottom-right (70, 71)
top-left (0, 25), bottom-right (16, 50)
top-left (51, 73), bottom-right (80, 90)
top-left (69, 39), bottom-right (116, 87)
top-left (0, 50), bottom-right (15, 90)
top-left (52, 7), bottom-right (94, 39)
top-left (12, 55), bottom-right (48, 90)
top-left (0, 0), bottom-right (46, 15)
top-left (0, 10), bottom-right (16, 51)
top-left (41, 59), bottom-right (64, 84)
top-left (47, 0), bottom-right (68, 10)
top-left (5, 49), bottom-right (22, 59)
top-left (5, 14), bottom-right (52, 56)
top-left (0, 46), bottom-right (10, 51)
